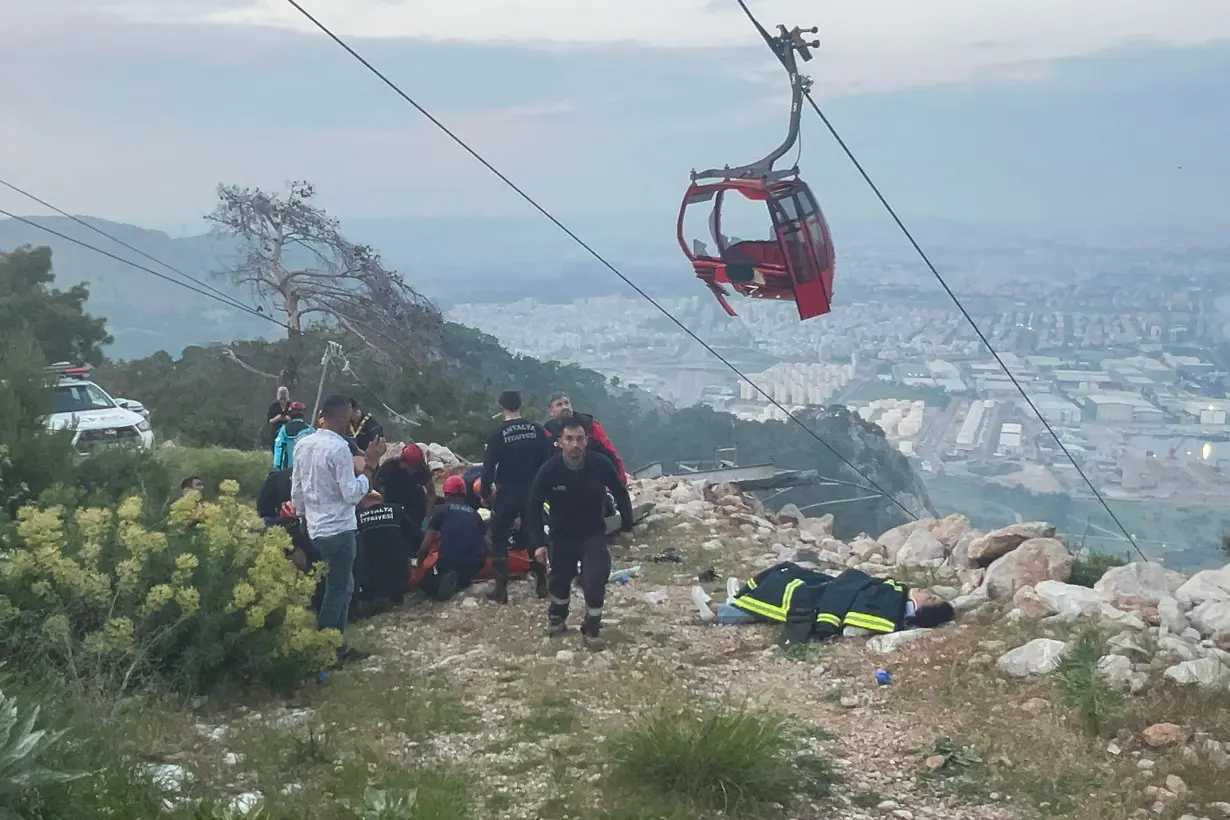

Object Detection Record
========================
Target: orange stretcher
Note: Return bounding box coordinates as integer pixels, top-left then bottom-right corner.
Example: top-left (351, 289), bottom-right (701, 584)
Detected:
top-left (409, 548), bottom-right (533, 589)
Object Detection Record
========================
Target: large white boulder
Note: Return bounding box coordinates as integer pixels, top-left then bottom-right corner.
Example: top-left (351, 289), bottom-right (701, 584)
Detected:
top-left (967, 522), bottom-right (1057, 567)
top-left (997, 638), bottom-right (1069, 677)
top-left (1163, 658), bottom-right (1230, 688)
top-left (1034, 580), bottom-right (1102, 618)
top-left (1094, 562), bottom-right (1186, 605)
top-left (983, 538), bottom-right (1073, 600)
top-left (1175, 566), bottom-right (1230, 608)
top-left (1188, 601), bottom-right (1230, 638)
top-left (895, 529), bottom-right (947, 566)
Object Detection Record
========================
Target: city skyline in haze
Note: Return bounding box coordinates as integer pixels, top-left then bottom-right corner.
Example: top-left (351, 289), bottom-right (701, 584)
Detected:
top-left (2, 1), bottom-right (1228, 240)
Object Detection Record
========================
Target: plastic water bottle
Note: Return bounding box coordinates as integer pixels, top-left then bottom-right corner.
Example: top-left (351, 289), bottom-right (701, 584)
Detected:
top-left (875, 668), bottom-right (892, 686)
top-left (609, 565), bottom-right (642, 584)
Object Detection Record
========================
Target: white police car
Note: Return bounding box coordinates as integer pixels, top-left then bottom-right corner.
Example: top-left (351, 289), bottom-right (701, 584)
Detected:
top-left (43, 363), bottom-right (154, 455)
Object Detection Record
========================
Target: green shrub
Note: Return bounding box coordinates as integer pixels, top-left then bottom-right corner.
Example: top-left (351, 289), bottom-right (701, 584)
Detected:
top-left (0, 683), bottom-right (87, 806)
top-left (75, 448), bottom-right (175, 513)
top-left (0, 482), bottom-right (337, 697)
top-left (0, 332), bottom-right (76, 517)
top-left (1054, 625), bottom-right (1123, 736)
top-left (1069, 551), bottom-right (1129, 588)
top-left (607, 705), bottom-right (832, 814)
top-left (157, 447), bottom-right (272, 502)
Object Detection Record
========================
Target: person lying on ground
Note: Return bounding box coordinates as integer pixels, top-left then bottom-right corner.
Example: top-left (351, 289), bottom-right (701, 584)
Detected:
top-left (690, 562), bottom-right (955, 645)
top-left (525, 416), bottom-right (634, 648)
top-left (416, 475), bottom-right (489, 602)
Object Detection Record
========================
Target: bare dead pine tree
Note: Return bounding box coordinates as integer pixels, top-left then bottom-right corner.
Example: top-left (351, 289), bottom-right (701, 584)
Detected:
top-left (206, 180), bottom-right (441, 388)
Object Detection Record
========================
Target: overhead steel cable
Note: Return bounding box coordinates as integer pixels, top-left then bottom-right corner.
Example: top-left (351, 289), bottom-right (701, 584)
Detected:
top-left (279, 0), bottom-right (919, 520)
top-left (0, 207), bottom-right (287, 329)
top-left (746, 27), bottom-right (1150, 559)
top-left (0, 177), bottom-right (262, 317)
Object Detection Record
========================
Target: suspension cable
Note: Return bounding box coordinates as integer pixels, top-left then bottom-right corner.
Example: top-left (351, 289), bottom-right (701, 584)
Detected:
top-left (278, 0), bottom-right (919, 521)
top-left (0, 207), bottom-right (287, 329)
top-left (797, 84), bottom-right (1147, 559)
top-left (0, 178), bottom-right (261, 317)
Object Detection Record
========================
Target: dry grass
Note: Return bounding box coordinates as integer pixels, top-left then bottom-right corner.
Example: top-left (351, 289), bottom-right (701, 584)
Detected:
top-left (20, 508), bottom-right (1230, 820)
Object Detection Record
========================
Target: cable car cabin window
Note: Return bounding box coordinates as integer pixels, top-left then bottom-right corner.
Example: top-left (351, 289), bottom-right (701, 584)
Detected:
top-left (794, 186), bottom-right (834, 271)
top-left (777, 221), bottom-right (816, 283)
top-left (770, 187), bottom-right (820, 283)
top-left (805, 216), bottom-right (832, 271)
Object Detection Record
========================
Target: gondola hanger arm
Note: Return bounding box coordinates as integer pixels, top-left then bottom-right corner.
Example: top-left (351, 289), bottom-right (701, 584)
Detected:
top-left (691, 2), bottom-right (820, 182)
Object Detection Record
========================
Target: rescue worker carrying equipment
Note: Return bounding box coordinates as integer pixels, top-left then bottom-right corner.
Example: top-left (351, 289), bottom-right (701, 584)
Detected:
top-left (416, 475), bottom-right (488, 602)
top-left (480, 390), bottom-right (553, 604)
top-left (525, 416), bottom-right (634, 647)
top-left (730, 562), bottom-right (956, 645)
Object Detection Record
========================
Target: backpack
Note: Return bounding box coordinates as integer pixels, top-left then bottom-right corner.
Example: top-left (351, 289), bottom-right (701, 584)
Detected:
top-left (276, 419), bottom-right (313, 470)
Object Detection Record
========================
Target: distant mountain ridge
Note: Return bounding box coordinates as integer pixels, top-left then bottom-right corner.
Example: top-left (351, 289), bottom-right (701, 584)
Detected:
top-left (0, 213), bottom-right (695, 357)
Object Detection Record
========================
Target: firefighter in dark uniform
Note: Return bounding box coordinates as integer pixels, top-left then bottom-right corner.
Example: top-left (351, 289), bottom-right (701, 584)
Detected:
top-left (525, 416), bottom-right (633, 647)
top-left (480, 390), bottom-right (553, 603)
top-left (731, 562), bottom-right (956, 645)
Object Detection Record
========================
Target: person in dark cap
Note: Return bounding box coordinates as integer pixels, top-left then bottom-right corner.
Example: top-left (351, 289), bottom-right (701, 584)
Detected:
top-left (480, 390), bottom-right (553, 603)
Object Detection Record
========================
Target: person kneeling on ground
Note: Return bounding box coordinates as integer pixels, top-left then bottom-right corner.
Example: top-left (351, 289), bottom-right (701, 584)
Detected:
top-left (354, 491), bottom-right (411, 614)
top-left (416, 475), bottom-right (488, 602)
top-left (691, 562), bottom-right (955, 645)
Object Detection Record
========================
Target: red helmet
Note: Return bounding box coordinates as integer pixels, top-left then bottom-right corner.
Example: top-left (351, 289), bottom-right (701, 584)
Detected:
top-left (442, 475), bottom-right (466, 496)
top-left (288, 401), bottom-right (306, 417)
top-left (358, 490), bottom-right (383, 510)
top-left (400, 443), bottom-right (425, 467)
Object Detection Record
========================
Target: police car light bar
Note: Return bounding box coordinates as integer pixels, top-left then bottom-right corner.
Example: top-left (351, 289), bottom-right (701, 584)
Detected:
top-left (45, 361), bottom-right (91, 378)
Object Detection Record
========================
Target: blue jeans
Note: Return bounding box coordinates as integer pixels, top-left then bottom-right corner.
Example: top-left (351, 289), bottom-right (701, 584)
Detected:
top-left (716, 603), bottom-right (757, 625)
top-left (314, 530), bottom-right (357, 639)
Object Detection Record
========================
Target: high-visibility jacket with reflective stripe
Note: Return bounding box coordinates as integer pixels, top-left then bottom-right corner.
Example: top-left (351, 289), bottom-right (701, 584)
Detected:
top-left (731, 563), bottom-right (908, 638)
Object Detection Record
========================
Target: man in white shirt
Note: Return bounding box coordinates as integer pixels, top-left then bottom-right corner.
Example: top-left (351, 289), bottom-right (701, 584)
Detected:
top-left (291, 393), bottom-right (387, 664)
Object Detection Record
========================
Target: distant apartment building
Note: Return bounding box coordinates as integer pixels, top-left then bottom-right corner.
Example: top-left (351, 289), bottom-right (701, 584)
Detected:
top-left (738, 362), bottom-right (853, 407)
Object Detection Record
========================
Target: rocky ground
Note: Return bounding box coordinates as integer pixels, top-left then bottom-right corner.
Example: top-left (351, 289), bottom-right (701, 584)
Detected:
top-left (142, 475), bottom-right (1230, 819)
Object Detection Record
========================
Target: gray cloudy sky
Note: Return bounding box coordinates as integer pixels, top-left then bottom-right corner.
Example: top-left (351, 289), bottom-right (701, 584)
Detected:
top-left (2, 0), bottom-right (1229, 236)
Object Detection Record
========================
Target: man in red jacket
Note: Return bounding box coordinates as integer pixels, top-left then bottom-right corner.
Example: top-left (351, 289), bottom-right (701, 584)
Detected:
top-left (543, 391), bottom-right (627, 485)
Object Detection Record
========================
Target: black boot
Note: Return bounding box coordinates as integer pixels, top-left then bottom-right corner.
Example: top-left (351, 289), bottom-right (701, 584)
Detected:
top-left (487, 558), bottom-right (509, 604)
top-left (581, 615), bottom-right (605, 650)
top-left (435, 570), bottom-right (459, 603)
top-left (531, 561), bottom-right (548, 599)
top-left (547, 599), bottom-right (569, 637)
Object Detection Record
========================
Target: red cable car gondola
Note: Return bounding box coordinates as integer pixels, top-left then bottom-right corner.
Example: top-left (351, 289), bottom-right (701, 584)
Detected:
top-left (677, 8), bottom-right (835, 321)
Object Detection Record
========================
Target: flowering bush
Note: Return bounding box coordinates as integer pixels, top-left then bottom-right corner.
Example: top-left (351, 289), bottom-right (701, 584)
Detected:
top-left (0, 480), bottom-right (338, 696)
